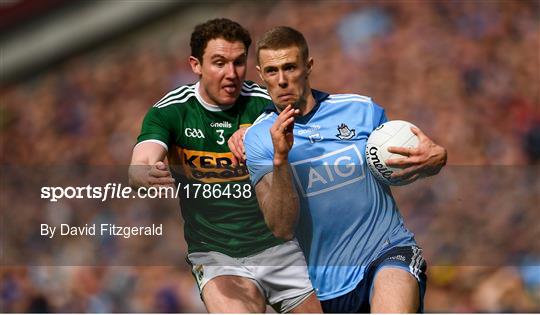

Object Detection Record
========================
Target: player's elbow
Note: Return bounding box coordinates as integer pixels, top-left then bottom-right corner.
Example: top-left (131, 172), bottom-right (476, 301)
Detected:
top-left (268, 223), bottom-right (295, 241)
top-left (271, 228), bottom-right (295, 241)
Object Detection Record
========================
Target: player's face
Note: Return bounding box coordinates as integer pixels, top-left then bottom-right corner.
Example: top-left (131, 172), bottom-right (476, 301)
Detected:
top-left (189, 38), bottom-right (247, 106)
top-left (257, 46), bottom-right (312, 111)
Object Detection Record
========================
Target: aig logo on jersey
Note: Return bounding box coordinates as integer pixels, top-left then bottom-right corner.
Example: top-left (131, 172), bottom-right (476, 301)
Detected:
top-left (185, 128), bottom-right (205, 138)
top-left (291, 145), bottom-right (365, 197)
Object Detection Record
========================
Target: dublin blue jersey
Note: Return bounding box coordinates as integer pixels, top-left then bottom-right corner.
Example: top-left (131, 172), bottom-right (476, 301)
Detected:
top-left (244, 90), bottom-right (417, 300)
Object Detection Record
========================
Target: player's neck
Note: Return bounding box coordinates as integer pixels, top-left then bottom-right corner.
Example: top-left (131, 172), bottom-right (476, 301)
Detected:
top-left (298, 89), bottom-right (316, 116)
top-left (195, 82), bottom-right (234, 112)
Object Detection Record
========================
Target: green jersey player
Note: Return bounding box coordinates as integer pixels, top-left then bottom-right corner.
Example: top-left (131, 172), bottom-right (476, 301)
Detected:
top-left (137, 80), bottom-right (278, 257)
top-left (128, 18), bottom-right (321, 313)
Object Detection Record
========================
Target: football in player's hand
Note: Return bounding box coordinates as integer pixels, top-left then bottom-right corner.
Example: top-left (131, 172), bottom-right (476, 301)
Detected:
top-left (365, 120), bottom-right (419, 186)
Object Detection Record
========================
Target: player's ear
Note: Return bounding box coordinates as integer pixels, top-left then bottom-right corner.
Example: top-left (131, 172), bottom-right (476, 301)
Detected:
top-left (189, 56), bottom-right (202, 76)
top-left (306, 57), bottom-right (313, 76)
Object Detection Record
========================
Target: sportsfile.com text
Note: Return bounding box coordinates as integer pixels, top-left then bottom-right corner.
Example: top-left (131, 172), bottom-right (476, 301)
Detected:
top-left (40, 182), bottom-right (253, 202)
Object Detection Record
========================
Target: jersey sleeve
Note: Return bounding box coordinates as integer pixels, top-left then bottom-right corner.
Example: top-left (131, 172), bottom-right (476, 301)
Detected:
top-left (244, 126), bottom-right (274, 186)
top-left (136, 107), bottom-right (174, 150)
top-left (239, 82), bottom-right (273, 127)
top-left (371, 100), bottom-right (388, 129)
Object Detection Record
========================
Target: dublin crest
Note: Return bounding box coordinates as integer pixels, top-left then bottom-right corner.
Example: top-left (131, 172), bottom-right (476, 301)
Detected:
top-left (336, 123), bottom-right (355, 140)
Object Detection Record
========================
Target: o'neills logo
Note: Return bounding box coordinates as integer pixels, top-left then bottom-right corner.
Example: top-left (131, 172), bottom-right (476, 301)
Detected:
top-left (368, 147), bottom-right (393, 180)
top-left (210, 121), bottom-right (232, 128)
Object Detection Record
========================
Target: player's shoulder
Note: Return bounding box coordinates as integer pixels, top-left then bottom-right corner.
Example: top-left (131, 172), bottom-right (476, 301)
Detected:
top-left (245, 111), bottom-right (275, 141)
top-left (326, 93), bottom-right (374, 105)
top-left (248, 112), bottom-right (274, 132)
top-left (325, 93), bottom-right (384, 113)
top-left (152, 83), bottom-right (197, 110)
top-left (240, 81), bottom-right (271, 100)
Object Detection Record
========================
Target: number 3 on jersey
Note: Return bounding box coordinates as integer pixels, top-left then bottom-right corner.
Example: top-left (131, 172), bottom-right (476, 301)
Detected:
top-left (216, 129), bottom-right (225, 145)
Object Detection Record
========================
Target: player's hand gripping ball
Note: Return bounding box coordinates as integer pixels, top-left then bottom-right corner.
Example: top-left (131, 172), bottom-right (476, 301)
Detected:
top-left (366, 120), bottom-right (419, 186)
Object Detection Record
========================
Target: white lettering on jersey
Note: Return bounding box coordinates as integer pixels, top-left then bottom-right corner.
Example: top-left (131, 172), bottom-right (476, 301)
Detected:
top-left (210, 121), bottom-right (232, 128)
top-left (307, 156), bottom-right (356, 189)
top-left (185, 128), bottom-right (205, 138)
top-left (307, 168), bottom-right (328, 189)
top-left (291, 145), bottom-right (364, 197)
top-left (334, 156), bottom-right (355, 177)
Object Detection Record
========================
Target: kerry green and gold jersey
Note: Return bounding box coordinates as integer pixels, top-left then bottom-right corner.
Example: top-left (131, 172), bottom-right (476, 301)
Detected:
top-left (136, 81), bottom-right (282, 257)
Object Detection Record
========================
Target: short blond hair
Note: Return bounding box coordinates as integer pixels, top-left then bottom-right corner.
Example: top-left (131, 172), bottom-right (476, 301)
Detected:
top-left (256, 26), bottom-right (309, 64)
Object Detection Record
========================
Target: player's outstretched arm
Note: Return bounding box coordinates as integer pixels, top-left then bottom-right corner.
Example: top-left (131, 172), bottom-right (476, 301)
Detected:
top-left (386, 126), bottom-right (447, 182)
top-left (254, 105), bottom-right (300, 240)
top-left (128, 142), bottom-right (175, 188)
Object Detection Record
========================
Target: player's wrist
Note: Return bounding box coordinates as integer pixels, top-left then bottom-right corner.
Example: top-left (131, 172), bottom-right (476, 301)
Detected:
top-left (273, 155), bottom-right (289, 166)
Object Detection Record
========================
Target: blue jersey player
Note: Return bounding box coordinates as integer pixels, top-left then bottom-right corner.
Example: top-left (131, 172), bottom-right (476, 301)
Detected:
top-left (236, 26), bottom-right (447, 312)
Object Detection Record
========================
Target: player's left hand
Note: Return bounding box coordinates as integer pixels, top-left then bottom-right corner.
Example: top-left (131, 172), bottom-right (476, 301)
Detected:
top-left (228, 127), bottom-right (247, 165)
top-left (386, 126), bottom-right (447, 182)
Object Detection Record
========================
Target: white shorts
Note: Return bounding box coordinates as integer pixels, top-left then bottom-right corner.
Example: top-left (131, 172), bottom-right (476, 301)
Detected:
top-left (187, 239), bottom-right (314, 313)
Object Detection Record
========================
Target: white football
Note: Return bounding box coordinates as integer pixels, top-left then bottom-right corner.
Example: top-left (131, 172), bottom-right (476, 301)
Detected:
top-left (365, 120), bottom-right (419, 186)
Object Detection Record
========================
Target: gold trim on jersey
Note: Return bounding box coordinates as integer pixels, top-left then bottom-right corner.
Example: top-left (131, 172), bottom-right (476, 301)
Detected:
top-left (168, 146), bottom-right (249, 183)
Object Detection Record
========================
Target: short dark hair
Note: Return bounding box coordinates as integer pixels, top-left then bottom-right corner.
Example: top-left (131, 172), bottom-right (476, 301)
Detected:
top-left (190, 18), bottom-right (252, 63)
top-left (256, 26), bottom-right (309, 64)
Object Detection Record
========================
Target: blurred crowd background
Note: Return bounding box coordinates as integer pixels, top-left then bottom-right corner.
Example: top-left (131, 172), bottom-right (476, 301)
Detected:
top-left (1, 0), bottom-right (539, 312)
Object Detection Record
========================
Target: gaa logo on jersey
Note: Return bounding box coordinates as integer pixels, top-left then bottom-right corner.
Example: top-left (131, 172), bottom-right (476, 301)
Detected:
top-left (290, 145), bottom-right (364, 197)
top-left (184, 128), bottom-right (205, 138)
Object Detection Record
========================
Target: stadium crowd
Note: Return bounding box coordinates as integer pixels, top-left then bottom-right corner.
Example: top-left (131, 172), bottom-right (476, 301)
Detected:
top-left (1, 0), bottom-right (538, 312)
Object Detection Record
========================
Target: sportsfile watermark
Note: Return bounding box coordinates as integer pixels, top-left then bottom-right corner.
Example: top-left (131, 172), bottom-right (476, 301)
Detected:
top-left (40, 183), bottom-right (179, 202)
top-left (40, 182), bottom-right (253, 202)
top-left (1, 165), bottom-right (538, 266)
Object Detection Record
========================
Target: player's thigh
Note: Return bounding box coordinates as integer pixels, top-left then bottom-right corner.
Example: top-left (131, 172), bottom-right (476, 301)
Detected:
top-left (202, 275), bottom-right (266, 313)
top-left (253, 239), bottom-right (318, 313)
top-left (289, 291), bottom-right (322, 313)
top-left (371, 267), bottom-right (419, 313)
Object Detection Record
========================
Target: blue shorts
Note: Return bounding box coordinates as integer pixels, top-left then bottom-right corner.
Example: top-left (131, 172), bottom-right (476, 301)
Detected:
top-left (321, 246), bottom-right (427, 313)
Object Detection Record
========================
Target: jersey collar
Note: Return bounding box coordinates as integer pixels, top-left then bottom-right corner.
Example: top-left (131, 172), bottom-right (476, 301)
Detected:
top-left (194, 81), bottom-right (235, 112)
